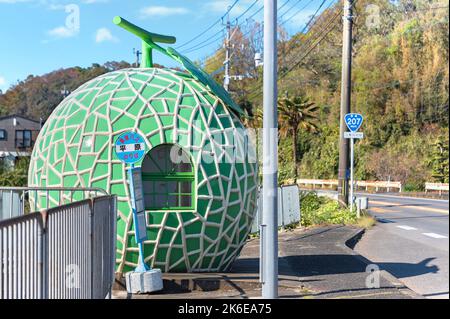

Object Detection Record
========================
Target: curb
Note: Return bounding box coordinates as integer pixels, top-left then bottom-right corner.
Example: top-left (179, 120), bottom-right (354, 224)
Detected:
top-left (342, 227), bottom-right (424, 299)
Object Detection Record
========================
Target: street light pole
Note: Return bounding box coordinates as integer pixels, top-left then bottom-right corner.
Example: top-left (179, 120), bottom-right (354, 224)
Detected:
top-left (338, 0), bottom-right (354, 206)
top-left (262, 0), bottom-right (278, 299)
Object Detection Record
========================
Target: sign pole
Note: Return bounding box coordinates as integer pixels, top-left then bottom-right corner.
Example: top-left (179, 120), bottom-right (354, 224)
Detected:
top-left (128, 162), bottom-right (149, 272)
top-left (350, 137), bottom-right (354, 212)
top-left (115, 131), bottom-right (162, 293)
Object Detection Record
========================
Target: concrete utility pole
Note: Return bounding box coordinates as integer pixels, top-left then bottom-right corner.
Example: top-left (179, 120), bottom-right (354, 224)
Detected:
top-left (223, 8), bottom-right (232, 91)
top-left (133, 48), bottom-right (142, 68)
top-left (337, 0), bottom-right (354, 206)
top-left (262, 0), bottom-right (278, 299)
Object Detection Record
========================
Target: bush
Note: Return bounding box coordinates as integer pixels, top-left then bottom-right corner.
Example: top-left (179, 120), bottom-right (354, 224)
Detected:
top-left (0, 157), bottom-right (29, 187)
top-left (300, 192), bottom-right (357, 226)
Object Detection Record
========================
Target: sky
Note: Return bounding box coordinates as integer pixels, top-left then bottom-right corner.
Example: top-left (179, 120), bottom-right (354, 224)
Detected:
top-left (0, 0), bottom-right (333, 92)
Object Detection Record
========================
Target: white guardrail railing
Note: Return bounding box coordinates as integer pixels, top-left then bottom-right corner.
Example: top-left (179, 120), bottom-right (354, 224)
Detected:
top-left (0, 196), bottom-right (117, 299)
top-left (425, 183), bottom-right (450, 194)
top-left (296, 179), bottom-right (402, 192)
top-left (0, 187), bottom-right (108, 222)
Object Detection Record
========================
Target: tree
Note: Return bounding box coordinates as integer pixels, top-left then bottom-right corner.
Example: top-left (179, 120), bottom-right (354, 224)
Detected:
top-left (278, 95), bottom-right (319, 180)
top-left (430, 134), bottom-right (449, 183)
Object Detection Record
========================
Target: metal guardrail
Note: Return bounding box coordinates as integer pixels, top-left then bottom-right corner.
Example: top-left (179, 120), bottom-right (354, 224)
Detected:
top-left (425, 183), bottom-right (449, 195)
top-left (252, 184), bottom-right (301, 233)
top-left (0, 187), bottom-right (108, 221)
top-left (0, 196), bottom-right (116, 299)
top-left (296, 179), bottom-right (402, 192)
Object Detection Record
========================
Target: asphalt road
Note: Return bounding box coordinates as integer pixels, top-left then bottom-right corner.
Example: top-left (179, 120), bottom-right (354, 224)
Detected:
top-left (354, 193), bottom-right (449, 299)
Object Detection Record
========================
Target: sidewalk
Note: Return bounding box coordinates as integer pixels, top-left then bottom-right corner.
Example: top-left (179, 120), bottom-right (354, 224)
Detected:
top-left (113, 225), bottom-right (420, 299)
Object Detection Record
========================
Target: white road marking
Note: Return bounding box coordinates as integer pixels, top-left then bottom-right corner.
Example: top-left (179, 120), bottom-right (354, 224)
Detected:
top-left (359, 193), bottom-right (449, 203)
top-left (396, 225), bottom-right (417, 231)
top-left (422, 233), bottom-right (448, 239)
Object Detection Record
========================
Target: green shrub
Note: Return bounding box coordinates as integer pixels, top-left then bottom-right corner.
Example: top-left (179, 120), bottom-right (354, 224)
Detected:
top-left (300, 192), bottom-right (357, 226)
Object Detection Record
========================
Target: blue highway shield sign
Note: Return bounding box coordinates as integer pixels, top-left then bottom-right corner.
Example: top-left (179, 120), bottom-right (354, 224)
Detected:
top-left (345, 113), bottom-right (363, 132)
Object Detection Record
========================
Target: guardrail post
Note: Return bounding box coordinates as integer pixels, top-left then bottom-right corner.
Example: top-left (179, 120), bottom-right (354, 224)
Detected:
top-left (89, 198), bottom-right (94, 299)
top-left (279, 187), bottom-right (285, 230)
top-left (39, 210), bottom-right (48, 299)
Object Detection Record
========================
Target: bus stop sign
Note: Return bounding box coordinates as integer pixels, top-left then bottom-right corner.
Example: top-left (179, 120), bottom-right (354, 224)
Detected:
top-left (115, 131), bottom-right (146, 164)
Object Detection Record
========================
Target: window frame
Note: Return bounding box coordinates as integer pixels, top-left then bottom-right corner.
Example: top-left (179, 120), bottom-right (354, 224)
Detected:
top-left (0, 129), bottom-right (6, 141)
top-left (15, 130), bottom-right (32, 148)
top-left (141, 144), bottom-right (196, 212)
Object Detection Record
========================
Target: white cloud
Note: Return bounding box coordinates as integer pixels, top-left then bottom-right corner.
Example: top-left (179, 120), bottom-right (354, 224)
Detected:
top-left (82, 0), bottom-right (109, 4)
top-left (95, 27), bottom-right (118, 43)
top-left (140, 6), bottom-right (189, 18)
top-left (0, 0), bottom-right (31, 3)
top-left (48, 25), bottom-right (78, 38)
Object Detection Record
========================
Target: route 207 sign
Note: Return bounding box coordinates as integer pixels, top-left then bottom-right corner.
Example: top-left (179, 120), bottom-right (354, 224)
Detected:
top-left (345, 113), bottom-right (364, 132)
top-left (114, 131), bottom-right (146, 164)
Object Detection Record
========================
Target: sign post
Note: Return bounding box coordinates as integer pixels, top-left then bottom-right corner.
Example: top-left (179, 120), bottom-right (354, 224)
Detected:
top-left (115, 131), bottom-right (163, 293)
top-left (344, 113), bottom-right (363, 213)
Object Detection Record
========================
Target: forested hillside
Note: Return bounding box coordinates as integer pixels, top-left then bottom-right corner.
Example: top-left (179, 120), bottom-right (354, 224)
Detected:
top-left (204, 0), bottom-right (449, 189)
top-left (0, 61), bottom-right (131, 120)
top-left (0, 0), bottom-right (448, 190)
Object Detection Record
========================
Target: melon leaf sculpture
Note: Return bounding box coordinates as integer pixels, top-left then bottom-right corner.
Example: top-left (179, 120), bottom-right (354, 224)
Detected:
top-left (28, 17), bottom-right (258, 274)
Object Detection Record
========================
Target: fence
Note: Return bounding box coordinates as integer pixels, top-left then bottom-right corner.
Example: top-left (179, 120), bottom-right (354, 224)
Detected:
top-left (251, 185), bottom-right (301, 233)
top-left (425, 183), bottom-right (449, 195)
top-left (296, 179), bottom-right (402, 192)
top-left (0, 187), bottom-right (108, 221)
top-left (0, 196), bottom-right (116, 299)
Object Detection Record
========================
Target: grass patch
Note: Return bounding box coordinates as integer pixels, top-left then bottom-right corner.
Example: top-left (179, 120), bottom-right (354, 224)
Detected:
top-left (354, 213), bottom-right (376, 229)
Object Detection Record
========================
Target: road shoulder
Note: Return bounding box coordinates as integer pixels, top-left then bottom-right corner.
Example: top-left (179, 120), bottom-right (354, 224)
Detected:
top-left (113, 225), bottom-right (420, 299)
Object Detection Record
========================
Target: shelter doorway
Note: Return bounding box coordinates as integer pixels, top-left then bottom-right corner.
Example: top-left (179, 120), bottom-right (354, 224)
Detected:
top-left (141, 144), bottom-right (195, 211)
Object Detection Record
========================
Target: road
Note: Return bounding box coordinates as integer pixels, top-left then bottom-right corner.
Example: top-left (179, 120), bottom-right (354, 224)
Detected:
top-left (354, 193), bottom-right (449, 299)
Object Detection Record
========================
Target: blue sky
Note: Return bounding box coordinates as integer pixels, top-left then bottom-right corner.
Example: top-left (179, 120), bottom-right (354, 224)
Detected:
top-left (0, 0), bottom-right (332, 92)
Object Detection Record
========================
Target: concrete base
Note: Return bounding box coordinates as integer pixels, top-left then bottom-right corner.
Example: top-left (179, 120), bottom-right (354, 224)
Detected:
top-left (125, 269), bottom-right (163, 294)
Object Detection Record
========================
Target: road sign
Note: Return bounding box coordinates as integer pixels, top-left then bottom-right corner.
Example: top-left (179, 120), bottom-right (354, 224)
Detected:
top-left (115, 131), bottom-right (146, 164)
top-left (344, 132), bottom-right (364, 139)
top-left (115, 131), bottom-right (149, 272)
top-left (345, 113), bottom-right (363, 132)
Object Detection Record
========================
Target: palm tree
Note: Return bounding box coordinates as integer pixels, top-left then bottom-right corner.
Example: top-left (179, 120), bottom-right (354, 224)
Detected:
top-left (278, 94), bottom-right (319, 180)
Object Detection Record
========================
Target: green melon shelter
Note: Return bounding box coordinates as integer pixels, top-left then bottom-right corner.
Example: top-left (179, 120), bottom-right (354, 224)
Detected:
top-left (28, 17), bottom-right (258, 274)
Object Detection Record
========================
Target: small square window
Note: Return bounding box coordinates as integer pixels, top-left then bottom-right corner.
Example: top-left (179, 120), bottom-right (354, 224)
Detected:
top-left (0, 130), bottom-right (6, 140)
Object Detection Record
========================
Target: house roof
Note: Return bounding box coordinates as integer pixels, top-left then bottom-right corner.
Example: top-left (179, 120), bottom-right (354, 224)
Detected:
top-left (0, 114), bottom-right (40, 124)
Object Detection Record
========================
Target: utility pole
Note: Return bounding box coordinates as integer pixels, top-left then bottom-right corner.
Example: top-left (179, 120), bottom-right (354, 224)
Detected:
top-left (61, 84), bottom-right (70, 99)
top-left (261, 0), bottom-right (278, 299)
top-left (133, 48), bottom-right (142, 68)
top-left (337, 0), bottom-right (354, 206)
top-left (223, 8), bottom-right (232, 91)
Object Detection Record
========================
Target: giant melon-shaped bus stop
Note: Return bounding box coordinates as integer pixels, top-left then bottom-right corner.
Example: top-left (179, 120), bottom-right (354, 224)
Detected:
top-left (28, 17), bottom-right (258, 275)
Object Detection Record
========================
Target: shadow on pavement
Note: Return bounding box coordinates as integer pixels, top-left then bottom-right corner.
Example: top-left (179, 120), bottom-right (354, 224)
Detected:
top-left (231, 255), bottom-right (439, 279)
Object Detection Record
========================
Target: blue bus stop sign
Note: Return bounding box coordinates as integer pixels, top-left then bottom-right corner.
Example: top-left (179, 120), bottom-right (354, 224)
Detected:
top-left (114, 131), bottom-right (146, 164)
top-left (345, 113), bottom-right (363, 132)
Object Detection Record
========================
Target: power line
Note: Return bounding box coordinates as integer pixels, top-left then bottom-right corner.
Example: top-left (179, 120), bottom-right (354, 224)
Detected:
top-left (247, 0), bottom-right (339, 99)
top-left (281, 8), bottom-right (341, 77)
top-left (182, 0), bottom-right (264, 54)
top-left (183, 31), bottom-right (226, 54)
top-left (280, 0), bottom-right (337, 59)
top-left (175, 0), bottom-right (240, 50)
top-left (280, 0), bottom-right (316, 26)
top-left (278, 0), bottom-right (305, 21)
